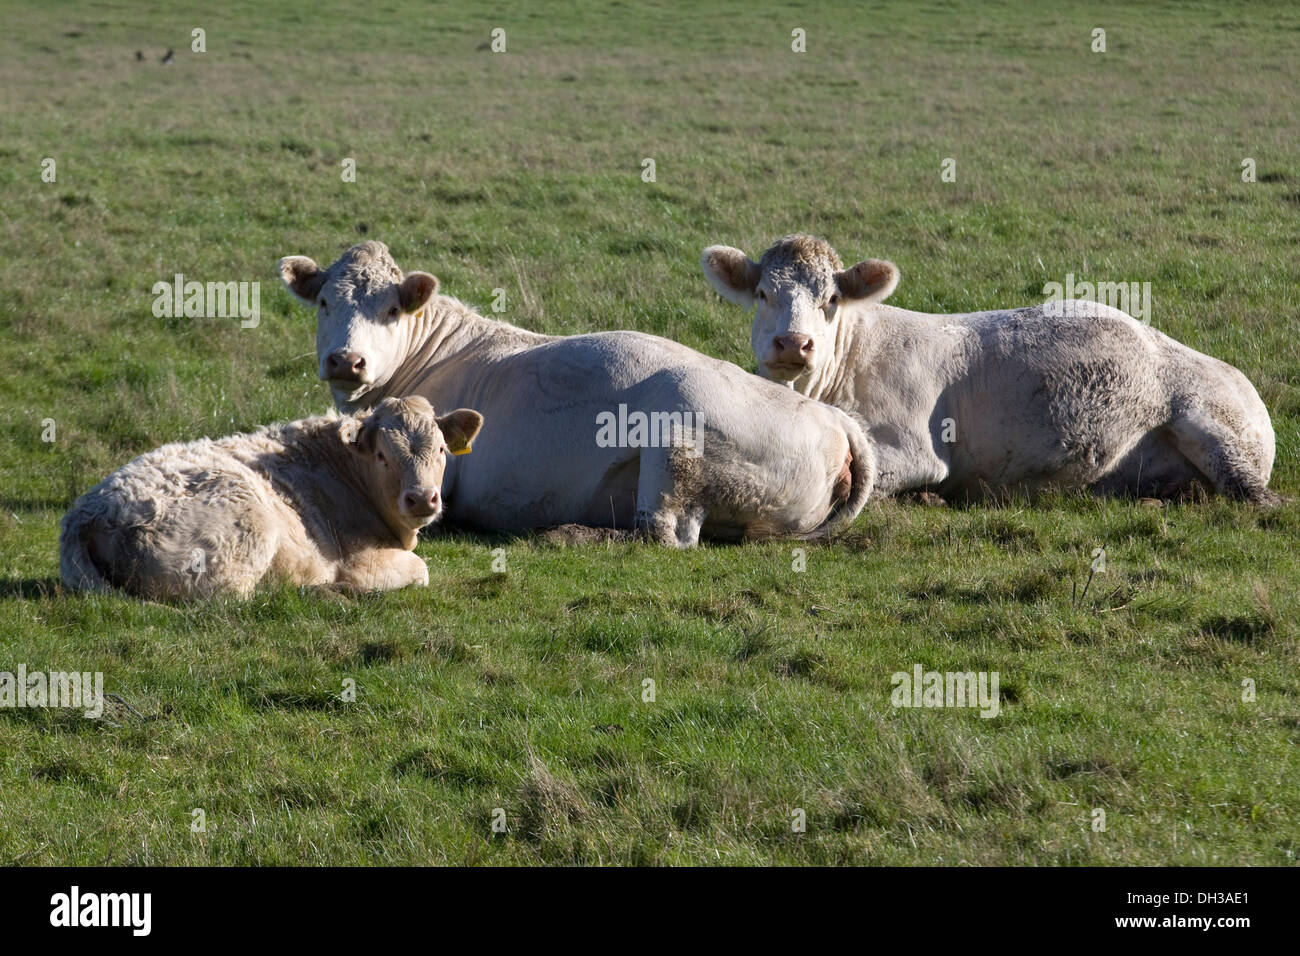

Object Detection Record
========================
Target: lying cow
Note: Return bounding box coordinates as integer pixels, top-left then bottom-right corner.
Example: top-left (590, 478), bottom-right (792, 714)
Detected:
top-left (701, 235), bottom-right (1278, 505)
top-left (61, 396), bottom-right (483, 598)
top-left (276, 241), bottom-right (874, 545)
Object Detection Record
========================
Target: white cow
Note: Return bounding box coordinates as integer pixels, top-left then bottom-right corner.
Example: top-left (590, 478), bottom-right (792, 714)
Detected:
top-left (277, 241), bottom-right (874, 545)
top-left (61, 397), bottom-right (483, 598)
top-left (702, 235), bottom-right (1278, 505)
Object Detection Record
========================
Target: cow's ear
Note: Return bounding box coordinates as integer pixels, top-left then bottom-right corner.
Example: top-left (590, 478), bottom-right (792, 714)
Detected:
top-left (345, 414), bottom-right (379, 456)
top-left (399, 271), bottom-right (439, 314)
top-left (835, 259), bottom-right (900, 303)
top-left (701, 246), bottom-right (761, 307)
top-left (338, 415), bottom-right (361, 448)
top-left (337, 417), bottom-right (359, 445)
top-left (278, 256), bottom-right (326, 306)
top-left (437, 408), bottom-right (484, 455)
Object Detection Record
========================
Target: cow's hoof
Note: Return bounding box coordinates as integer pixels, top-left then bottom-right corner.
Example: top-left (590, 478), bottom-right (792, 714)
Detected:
top-left (1250, 489), bottom-right (1286, 508)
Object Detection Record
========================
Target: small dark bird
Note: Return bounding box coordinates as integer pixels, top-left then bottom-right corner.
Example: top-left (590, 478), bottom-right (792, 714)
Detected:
top-left (135, 50), bottom-right (143, 61)
top-left (161, 48), bottom-right (174, 65)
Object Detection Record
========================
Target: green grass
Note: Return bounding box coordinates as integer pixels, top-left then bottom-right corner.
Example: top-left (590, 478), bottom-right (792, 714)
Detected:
top-left (1, 0), bottom-right (1298, 865)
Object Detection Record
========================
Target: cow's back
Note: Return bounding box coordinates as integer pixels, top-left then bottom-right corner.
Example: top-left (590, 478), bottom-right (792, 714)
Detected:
top-left (414, 330), bottom-right (852, 531)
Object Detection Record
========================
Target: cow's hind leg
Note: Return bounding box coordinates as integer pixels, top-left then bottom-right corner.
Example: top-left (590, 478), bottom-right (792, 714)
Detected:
top-left (118, 517), bottom-right (276, 599)
top-left (1165, 409), bottom-right (1279, 506)
top-left (634, 449), bottom-right (707, 547)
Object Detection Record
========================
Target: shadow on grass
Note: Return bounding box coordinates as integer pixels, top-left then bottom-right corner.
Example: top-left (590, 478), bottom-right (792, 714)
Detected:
top-left (1200, 612), bottom-right (1277, 645)
top-left (0, 578), bottom-right (63, 600)
top-left (238, 684), bottom-right (345, 712)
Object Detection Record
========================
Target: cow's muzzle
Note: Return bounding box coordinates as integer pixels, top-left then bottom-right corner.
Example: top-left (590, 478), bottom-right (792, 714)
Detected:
top-left (400, 487), bottom-right (442, 522)
top-left (322, 348), bottom-right (369, 384)
top-left (764, 333), bottom-right (814, 379)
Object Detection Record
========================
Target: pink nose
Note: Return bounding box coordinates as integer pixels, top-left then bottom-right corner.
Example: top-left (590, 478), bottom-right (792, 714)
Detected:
top-left (772, 334), bottom-right (814, 364)
top-left (324, 349), bottom-right (366, 380)
top-left (401, 488), bottom-right (440, 516)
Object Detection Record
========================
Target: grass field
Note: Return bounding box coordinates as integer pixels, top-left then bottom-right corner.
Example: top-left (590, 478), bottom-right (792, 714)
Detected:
top-left (1, 0), bottom-right (1298, 865)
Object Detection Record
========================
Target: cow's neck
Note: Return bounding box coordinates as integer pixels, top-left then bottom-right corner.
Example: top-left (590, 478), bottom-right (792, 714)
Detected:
top-left (280, 418), bottom-right (410, 548)
top-left (793, 312), bottom-right (859, 405)
top-left (376, 296), bottom-right (553, 403)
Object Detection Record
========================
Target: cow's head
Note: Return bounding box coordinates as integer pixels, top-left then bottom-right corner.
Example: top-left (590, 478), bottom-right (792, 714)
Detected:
top-left (342, 396), bottom-right (483, 544)
top-left (279, 241), bottom-right (439, 405)
top-left (701, 235), bottom-right (899, 385)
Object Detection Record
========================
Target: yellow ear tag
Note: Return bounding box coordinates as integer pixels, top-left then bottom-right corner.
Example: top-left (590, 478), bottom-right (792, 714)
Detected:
top-left (452, 445), bottom-right (472, 456)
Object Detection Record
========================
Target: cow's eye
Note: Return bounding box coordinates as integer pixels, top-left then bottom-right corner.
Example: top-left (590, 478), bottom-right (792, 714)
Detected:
top-left (757, 290), bottom-right (767, 302)
top-left (388, 306), bottom-right (399, 318)
top-left (829, 294), bottom-right (839, 305)
top-left (375, 450), bottom-right (386, 464)
top-left (319, 298), bottom-right (328, 310)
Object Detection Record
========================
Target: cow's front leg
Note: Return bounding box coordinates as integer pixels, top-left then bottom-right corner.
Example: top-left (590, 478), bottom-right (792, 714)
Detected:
top-left (868, 431), bottom-right (950, 498)
top-left (336, 548), bottom-right (429, 592)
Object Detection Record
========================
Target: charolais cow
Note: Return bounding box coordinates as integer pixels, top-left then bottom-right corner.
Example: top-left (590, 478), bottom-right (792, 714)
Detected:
top-left (277, 241), bottom-right (874, 546)
top-left (701, 235), bottom-right (1278, 505)
top-left (61, 396), bottom-right (483, 598)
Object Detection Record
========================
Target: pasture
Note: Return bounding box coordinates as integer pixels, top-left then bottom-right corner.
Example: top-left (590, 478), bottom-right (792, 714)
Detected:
top-left (1, 0), bottom-right (1298, 864)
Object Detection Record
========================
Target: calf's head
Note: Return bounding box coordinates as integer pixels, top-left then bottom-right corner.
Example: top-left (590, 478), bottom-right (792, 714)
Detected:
top-left (278, 241), bottom-right (439, 405)
top-left (701, 235), bottom-right (899, 385)
top-left (342, 396), bottom-right (484, 546)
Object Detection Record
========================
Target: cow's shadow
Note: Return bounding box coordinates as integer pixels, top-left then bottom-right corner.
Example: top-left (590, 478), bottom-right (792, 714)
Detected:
top-left (420, 521), bottom-right (640, 548)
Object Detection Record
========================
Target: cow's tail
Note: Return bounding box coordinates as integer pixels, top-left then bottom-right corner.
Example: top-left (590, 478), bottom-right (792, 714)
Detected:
top-left (798, 407), bottom-right (875, 541)
top-left (59, 501), bottom-right (113, 593)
